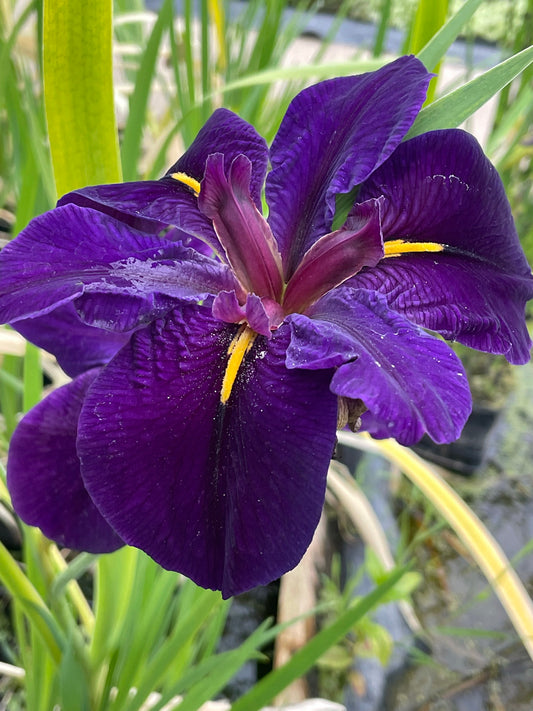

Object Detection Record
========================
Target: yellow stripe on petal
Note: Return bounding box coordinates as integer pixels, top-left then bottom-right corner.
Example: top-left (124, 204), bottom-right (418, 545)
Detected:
top-left (170, 172), bottom-right (201, 196)
top-left (221, 325), bottom-right (257, 404)
top-left (384, 239), bottom-right (444, 258)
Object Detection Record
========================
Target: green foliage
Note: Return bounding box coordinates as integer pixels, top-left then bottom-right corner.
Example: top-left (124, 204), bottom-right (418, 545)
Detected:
top-left (43, 0), bottom-right (122, 194)
top-left (313, 551), bottom-right (421, 700)
top-left (407, 45), bottom-right (533, 138)
top-left (230, 565), bottom-right (409, 711)
top-left (323, 0), bottom-right (530, 47)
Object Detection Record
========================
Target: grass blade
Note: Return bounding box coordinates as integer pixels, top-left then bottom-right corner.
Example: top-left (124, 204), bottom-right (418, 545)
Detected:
top-left (417, 0), bottom-right (485, 72)
top-left (407, 45), bottom-right (533, 139)
top-left (0, 540), bottom-right (63, 664)
top-left (230, 565), bottom-right (408, 711)
top-left (373, 0), bottom-right (393, 57)
top-left (338, 432), bottom-right (533, 663)
top-left (120, 0), bottom-right (173, 180)
top-left (407, 0), bottom-right (449, 102)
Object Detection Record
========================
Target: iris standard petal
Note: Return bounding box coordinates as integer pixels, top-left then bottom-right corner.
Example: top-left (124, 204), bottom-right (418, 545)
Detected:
top-left (77, 304), bottom-right (337, 597)
top-left (59, 109), bottom-right (268, 249)
top-left (287, 288), bottom-right (472, 445)
top-left (7, 370), bottom-right (124, 553)
top-left (266, 55), bottom-right (431, 277)
top-left (0, 204), bottom-right (239, 331)
top-left (352, 129), bottom-right (533, 363)
top-left (166, 108), bottom-right (269, 209)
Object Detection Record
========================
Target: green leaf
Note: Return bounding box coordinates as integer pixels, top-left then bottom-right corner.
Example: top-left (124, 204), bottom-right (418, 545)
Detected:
top-left (417, 0), bottom-right (485, 72)
top-left (43, 0), bottom-right (121, 195)
top-left (154, 621), bottom-right (273, 711)
top-left (230, 566), bottom-right (409, 711)
top-left (90, 547), bottom-right (138, 665)
top-left (23, 342), bottom-right (42, 412)
top-left (333, 186), bottom-right (360, 231)
top-left (378, 572), bottom-right (423, 603)
top-left (407, 0), bottom-right (448, 103)
top-left (120, 0), bottom-right (173, 180)
top-left (58, 636), bottom-right (91, 711)
top-left (373, 0), bottom-right (393, 57)
top-left (316, 645), bottom-right (353, 672)
top-left (50, 553), bottom-right (97, 603)
top-left (0, 0), bottom-right (37, 112)
top-left (409, 0), bottom-right (449, 58)
top-left (407, 46), bottom-right (533, 139)
top-left (435, 625), bottom-right (508, 639)
top-left (0, 540), bottom-right (64, 664)
top-left (219, 58), bottom-right (385, 94)
top-left (120, 585), bottom-right (223, 711)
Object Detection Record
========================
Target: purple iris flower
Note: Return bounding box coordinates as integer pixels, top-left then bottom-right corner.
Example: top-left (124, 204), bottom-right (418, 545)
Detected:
top-left (1, 56), bottom-right (532, 597)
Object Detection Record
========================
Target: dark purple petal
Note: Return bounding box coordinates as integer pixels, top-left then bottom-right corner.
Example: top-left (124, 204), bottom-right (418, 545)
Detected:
top-left (14, 304), bottom-right (131, 377)
top-left (77, 304), bottom-right (337, 597)
top-left (212, 290), bottom-right (247, 324)
top-left (7, 370), bottom-right (124, 553)
top-left (199, 154), bottom-right (284, 301)
top-left (165, 227), bottom-right (215, 257)
top-left (266, 55), bottom-right (431, 277)
top-left (212, 291), bottom-right (283, 337)
top-left (59, 110), bottom-right (268, 251)
top-left (0, 204), bottom-right (239, 331)
top-left (282, 199), bottom-right (383, 314)
top-left (58, 178), bottom-right (217, 245)
top-left (350, 257), bottom-right (532, 364)
top-left (287, 288), bottom-right (472, 445)
top-left (167, 108), bottom-right (269, 208)
top-left (352, 129), bottom-right (533, 363)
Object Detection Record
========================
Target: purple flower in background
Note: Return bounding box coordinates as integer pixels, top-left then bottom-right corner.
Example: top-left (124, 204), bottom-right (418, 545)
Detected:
top-left (1, 56), bottom-right (532, 597)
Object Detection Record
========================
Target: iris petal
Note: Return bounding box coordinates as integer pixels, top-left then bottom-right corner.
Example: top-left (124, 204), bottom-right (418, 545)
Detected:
top-left (167, 108), bottom-right (269, 208)
top-left (77, 304), bottom-right (337, 597)
top-left (352, 129), bottom-right (533, 363)
top-left (287, 288), bottom-right (472, 445)
top-left (14, 304), bottom-right (131, 377)
top-left (59, 178), bottom-right (215, 243)
top-left (0, 204), bottom-right (238, 331)
top-left (7, 370), bottom-right (124, 553)
top-left (266, 55), bottom-right (431, 277)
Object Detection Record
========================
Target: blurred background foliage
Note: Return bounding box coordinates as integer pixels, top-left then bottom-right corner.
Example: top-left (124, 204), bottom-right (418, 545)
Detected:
top-left (321, 0), bottom-right (529, 46)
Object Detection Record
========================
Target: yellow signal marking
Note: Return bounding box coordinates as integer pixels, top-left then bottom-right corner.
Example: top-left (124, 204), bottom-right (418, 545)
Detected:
top-left (220, 325), bottom-right (257, 404)
top-left (170, 172), bottom-right (201, 196)
top-left (383, 239), bottom-right (444, 257)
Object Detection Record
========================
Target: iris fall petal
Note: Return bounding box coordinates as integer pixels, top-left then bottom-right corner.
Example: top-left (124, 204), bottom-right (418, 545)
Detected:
top-left (287, 288), bottom-right (472, 445)
top-left (352, 129), bottom-right (533, 362)
top-left (0, 204), bottom-right (238, 331)
top-left (7, 370), bottom-right (124, 553)
top-left (77, 304), bottom-right (337, 597)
